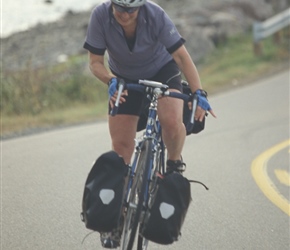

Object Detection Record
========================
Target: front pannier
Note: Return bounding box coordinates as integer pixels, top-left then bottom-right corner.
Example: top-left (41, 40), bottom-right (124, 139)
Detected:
top-left (141, 172), bottom-right (192, 244)
top-left (81, 151), bottom-right (128, 232)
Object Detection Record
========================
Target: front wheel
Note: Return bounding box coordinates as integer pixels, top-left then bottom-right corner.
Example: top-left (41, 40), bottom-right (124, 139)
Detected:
top-left (137, 140), bottom-right (163, 250)
top-left (121, 139), bottom-right (153, 250)
top-left (137, 233), bottom-right (149, 250)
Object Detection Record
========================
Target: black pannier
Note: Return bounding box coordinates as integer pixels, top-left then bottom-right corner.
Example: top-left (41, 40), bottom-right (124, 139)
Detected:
top-left (81, 151), bottom-right (127, 232)
top-left (141, 172), bottom-right (192, 245)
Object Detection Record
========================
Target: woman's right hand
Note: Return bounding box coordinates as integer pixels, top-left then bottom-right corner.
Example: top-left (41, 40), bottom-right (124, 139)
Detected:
top-left (108, 77), bottom-right (128, 108)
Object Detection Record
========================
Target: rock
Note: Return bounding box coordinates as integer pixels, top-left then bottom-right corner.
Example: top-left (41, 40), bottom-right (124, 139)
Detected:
top-left (1, 10), bottom-right (90, 70)
top-left (185, 28), bottom-right (215, 62)
top-left (1, 0), bottom-right (285, 71)
top-left (156, 0), bottom-right (276, 58)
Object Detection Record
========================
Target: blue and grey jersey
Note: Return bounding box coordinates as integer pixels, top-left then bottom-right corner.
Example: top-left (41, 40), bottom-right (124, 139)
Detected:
top-left (83, 0), bottom-right (185, 80)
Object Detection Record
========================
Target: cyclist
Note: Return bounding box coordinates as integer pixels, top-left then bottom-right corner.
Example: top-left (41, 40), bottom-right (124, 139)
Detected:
top-left (83, 0), bottom-right (216, 248)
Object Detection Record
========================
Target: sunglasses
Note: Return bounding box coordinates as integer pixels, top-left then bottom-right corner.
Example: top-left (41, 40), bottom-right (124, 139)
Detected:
top-left (113, 4), bottom-right (139, 13)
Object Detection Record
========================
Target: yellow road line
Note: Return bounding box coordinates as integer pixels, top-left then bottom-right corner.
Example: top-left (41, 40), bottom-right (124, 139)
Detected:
top-left (251, 139), bottom-right (290, 216)
top-left (275, 169), bottom-right (290, 186)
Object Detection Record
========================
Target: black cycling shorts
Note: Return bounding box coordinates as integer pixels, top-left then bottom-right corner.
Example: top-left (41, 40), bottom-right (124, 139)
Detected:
top-left (109, 60), bottom-right (182, 116)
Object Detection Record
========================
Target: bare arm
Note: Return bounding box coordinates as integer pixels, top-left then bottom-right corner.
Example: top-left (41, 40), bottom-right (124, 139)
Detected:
top-left (88, 52), bottom-right (128, 106)
top-left (88, 52), bottom-right (115, 85)
top-left (172, 45), bottom-right (202, 93)
top-left (172, 45), bottom-right (216, 119)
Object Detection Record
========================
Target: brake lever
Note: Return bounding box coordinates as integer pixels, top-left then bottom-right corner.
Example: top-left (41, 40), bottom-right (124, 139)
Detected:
top-left (110, 79), bottom-right (125, 116)
top-left (186, 94), bottom-right (198, 132)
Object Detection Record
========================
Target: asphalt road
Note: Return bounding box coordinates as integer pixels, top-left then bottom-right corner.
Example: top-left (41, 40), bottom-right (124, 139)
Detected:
top-left (2, 70), bottom-right (289, 250)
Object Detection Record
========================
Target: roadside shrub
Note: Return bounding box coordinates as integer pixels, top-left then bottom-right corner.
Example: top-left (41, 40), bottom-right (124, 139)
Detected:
top-left (1, 56), bottom-right (107, 116)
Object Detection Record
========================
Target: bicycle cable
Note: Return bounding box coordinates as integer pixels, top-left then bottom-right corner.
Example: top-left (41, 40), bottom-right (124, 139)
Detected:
top-left (188, 179), bottom-right (209, 190)
top-left (81, 231), bottom-right (96, 245)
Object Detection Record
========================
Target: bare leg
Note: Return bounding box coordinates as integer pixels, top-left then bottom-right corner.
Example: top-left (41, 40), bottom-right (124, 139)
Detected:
top-left (157, 89), bottom-right (186, 161)
top-left (108, 114), bottom-right (139, 164)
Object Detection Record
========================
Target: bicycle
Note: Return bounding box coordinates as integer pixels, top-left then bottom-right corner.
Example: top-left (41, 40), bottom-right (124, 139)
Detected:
top-left (111, 79), bottom-right (205, 250)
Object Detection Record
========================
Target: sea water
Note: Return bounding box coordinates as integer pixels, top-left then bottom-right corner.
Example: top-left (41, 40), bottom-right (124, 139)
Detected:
top-left (1, 0), bottom-right (102, 37)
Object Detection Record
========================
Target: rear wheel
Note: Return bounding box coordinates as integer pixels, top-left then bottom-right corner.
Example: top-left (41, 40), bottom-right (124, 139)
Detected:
top-left (122, 139), bottom-right (153, 250)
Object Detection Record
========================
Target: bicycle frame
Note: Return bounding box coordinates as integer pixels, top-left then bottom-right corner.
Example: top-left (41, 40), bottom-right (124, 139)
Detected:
top-left (112, 80), bottom-right (196, 250)
top-left (125, 88), bottom-right (165, 250)
top-left (125, 86), bottom-right (165, 212)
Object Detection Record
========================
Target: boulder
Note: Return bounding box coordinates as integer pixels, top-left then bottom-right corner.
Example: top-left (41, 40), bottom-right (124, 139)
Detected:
top-left (1, 0), bottom-right (285, 70)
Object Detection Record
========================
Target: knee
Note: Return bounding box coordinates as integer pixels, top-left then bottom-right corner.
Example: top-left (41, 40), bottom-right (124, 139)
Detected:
top-left (112, 139), bottom-right (135, 164)
top-left (112, 139), bottom-right (134, 153)
top-left (161, 116), bottom-right (185, 135)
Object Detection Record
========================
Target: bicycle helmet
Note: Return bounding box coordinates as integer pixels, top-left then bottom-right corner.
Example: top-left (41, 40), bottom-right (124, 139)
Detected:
top-left (111, 0), bottom-right (147, 7)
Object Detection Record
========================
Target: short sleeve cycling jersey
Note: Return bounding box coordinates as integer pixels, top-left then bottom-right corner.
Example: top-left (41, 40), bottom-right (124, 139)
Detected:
top-left (83, 0), bottom-right (185, 80)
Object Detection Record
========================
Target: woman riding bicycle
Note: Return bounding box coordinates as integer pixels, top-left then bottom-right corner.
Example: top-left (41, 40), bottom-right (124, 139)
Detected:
top-left (83, 0), bottom-right (216, 248)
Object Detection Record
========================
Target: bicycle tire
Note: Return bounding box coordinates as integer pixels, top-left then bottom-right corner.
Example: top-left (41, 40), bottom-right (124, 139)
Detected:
top-left (137, 140), bottom-right (164, 250)
top-left (122, 139), bottom-right (153, 250)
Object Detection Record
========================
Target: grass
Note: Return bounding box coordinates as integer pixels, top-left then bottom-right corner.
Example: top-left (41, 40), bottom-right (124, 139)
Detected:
top-left (1, 31), bottom-right (289, 138)
top-left (1, 56), bottom-right (108, 136)
top-left (1, 103), bottom-right (108, 135)
top-left (198, 32), bottom-right (289, 93)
